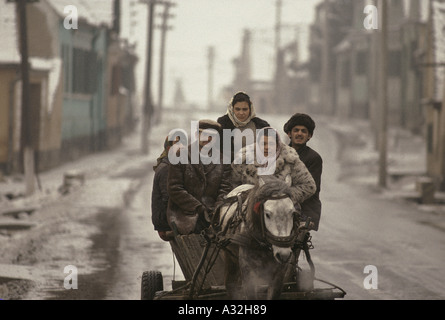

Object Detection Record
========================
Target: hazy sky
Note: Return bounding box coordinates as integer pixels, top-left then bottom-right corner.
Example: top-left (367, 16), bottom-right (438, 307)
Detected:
top-left (123, 0), bottom-right (321, 109)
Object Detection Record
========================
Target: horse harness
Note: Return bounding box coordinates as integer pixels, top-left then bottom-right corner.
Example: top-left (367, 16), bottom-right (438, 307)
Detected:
top-left (212, 192), bottom-right (301, 252)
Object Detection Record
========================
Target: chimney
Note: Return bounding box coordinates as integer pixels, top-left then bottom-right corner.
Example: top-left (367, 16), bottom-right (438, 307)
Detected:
top-left (113, 0), bottom-right (121, 35)
top-left (409, 0), bottom-right (421, 21)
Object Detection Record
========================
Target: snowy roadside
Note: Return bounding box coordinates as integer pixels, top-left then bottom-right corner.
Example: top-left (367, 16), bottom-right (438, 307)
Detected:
top-left (0, 109), bottom-right (206, 211)
top-left (323, 116), bottom-right (445, 218)
top-left (0, 110), bottom-right (199, 299)
top-left (1, 108), bottom-right (444, 299)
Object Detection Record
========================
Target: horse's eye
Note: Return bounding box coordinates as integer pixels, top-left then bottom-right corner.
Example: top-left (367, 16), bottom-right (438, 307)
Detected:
top-left (265, 212), bottom-right (271, 220)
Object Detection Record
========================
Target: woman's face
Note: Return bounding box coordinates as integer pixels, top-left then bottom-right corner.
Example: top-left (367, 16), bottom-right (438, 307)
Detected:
top-left (259, 136), bottom-right (277, 158)
top-left (233, 101), bottom-right (250, 122)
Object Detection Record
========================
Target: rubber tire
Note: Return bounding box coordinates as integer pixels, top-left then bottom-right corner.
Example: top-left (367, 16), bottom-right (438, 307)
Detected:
top-left (141, 270), bottom-right (163, 300)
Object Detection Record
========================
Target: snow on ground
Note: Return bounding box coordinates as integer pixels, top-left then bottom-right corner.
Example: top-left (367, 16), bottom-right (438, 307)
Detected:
top-left (1, 108), bottom-right (445, 300)
top-left (1, 110), bottom-right (443, 216)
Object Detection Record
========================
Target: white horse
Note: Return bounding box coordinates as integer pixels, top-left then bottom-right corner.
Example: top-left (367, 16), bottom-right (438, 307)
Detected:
top-left (217, 175), bottom-right (300, 299)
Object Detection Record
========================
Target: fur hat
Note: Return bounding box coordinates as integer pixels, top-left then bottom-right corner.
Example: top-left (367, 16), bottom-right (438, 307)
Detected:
top-left (283, 113), bottom-right (315, 136)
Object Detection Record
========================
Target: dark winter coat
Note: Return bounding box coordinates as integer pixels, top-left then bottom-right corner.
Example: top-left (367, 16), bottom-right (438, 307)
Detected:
top-left (217, 114), bottom-right (270, 162)
top-left (167, 143), bottom-right (232, 235)
top-left (295, 144), bottom-right (323, 231)
top-left (217, 114), bottom-right (270, 131)
top-left (151, 157), bottom-right (171, 232)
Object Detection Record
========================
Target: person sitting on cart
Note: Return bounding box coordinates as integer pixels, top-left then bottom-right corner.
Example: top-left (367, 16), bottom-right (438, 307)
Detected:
top-left (217, 91), bottom-right (270, 163)
top-left (151, 132), bottom-right (182, 241)
top-left (231, 127), bottom-right (316, 207)
top-left (167, 120), bottom-right (232, 235)
top-left (283, 113), bottom-right (322, 231)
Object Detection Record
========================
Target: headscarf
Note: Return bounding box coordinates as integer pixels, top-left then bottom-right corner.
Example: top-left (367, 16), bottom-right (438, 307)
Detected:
top-left (235, 127), bottom-right (283, 169)
top-left (226, 94), bottom-right (257, 128)
top-left (256, 127), bottom-right (283, 166)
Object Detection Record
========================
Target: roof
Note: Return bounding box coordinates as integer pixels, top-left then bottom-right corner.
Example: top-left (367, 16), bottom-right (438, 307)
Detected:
top-left (0, 0), bottom-right (110, 113)
top-left (0, 0), bottom-right (114, 64)
top-left (46, 0), bottom-right (114, 28)
top-left (0, 1), bottom-right (20, 64)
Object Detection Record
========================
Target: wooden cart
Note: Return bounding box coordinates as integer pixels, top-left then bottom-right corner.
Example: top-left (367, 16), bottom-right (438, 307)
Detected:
top-left (140, 229), bottom-right (346, 300)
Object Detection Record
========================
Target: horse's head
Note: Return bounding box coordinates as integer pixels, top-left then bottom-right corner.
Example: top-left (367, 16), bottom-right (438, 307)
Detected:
top-left (250, 175), bottom-right (299, 264)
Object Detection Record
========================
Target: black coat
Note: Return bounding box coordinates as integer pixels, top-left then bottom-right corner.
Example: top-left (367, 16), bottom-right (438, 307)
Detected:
top-left (296, 144), bottom-right (323, 231)
top-left (151, 157), bottom-right (171, 232)
top-left (217, 114), bottom-right (270, 131)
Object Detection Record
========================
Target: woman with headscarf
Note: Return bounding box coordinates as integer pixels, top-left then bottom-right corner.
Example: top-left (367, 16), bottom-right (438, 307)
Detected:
top-left (217, 92), bottom-right (270, 162)
top-left (231, 127), bottom-right (316, 206)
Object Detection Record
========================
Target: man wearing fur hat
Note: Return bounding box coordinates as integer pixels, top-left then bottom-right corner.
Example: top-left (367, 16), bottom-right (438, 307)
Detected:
top-left (284, 113), bottom-right (322, 231)
top-left (167, 120), bottom-right (232, 235)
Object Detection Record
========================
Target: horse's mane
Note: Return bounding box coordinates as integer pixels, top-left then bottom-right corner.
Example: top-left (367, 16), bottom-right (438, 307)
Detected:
top-left (245, 176), bottom-right (294, 236)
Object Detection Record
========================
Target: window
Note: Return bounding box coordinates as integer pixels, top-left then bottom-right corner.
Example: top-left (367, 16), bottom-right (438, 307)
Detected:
top-left (61, 45), bottom-right (71, 93)
top-left (427, 123), bottom-right (433, 154)
top-left (66, 47), bottom-right (98, 95)
top-left (341, 60), bottom-right (351, 88)
top-left (356, 51), bottom-right (367, 75)
top-left (388, 50), bottom-right (402, 77)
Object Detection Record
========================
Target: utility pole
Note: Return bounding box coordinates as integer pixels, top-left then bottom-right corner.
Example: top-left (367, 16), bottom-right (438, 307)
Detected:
top-left (321, 0), bottom-right (331, 114)
top-left (274, 0), bottom-right (282, 62)
top-left (207, 46), bottom-right (215, 110)
top-left (274, 0), bottom-right (283, 112)
top-left (9, 0), bottom-right (38, 196)
top-left (140, 0), bottom-right (158, 155)
top-left (378, 0), bottom-right (388, 188)
top-left (156, 0), bottom-right (175, 122)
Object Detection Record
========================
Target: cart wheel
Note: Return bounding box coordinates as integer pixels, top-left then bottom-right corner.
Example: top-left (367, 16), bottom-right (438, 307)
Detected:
top-left (141, 270), bottom-right (163, 300)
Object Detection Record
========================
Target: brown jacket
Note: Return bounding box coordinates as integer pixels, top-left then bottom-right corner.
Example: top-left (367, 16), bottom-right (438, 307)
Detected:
top-left (167, 143), bottom-right (232, 234)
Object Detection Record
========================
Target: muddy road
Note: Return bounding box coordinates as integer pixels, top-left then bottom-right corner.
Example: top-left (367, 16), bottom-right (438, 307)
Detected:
top-left (1, 113), bottom-right (445, 300)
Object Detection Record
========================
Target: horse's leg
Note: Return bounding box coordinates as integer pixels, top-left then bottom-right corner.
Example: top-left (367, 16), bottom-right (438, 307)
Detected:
top-left (223, 246), bottom-right (241, 299)
top-left (239, 247), bottom-right (264, 300)
top-left (267, 265), bottom-right (286, 300)
top-left (239, 267), bottom-right (257, 299)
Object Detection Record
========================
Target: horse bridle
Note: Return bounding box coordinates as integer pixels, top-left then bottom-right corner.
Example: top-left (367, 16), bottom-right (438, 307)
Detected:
top-left (214, 192), bottom-right (299, 252)
top-left (253, 194), bottom-right (300, 249)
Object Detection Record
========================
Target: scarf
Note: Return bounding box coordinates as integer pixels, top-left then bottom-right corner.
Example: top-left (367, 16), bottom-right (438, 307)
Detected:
top-left (226, 100), bottom-right (257, 128)
top-left (256, 127), bottom-right (283, 168)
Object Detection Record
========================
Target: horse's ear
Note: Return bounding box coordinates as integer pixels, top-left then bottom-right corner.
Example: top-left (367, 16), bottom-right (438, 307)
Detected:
top-left (258, 177), bottom-right (265, 187)
top-left (285, 175), bottom-right (292, 186)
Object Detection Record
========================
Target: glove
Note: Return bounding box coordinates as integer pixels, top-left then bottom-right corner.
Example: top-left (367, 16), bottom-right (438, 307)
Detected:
top-left (158, 231), bottom-right (174, 241)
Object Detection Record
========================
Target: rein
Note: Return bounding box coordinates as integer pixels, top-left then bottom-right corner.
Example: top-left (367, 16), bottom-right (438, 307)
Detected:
top-left (216, 192), bottom-right (299, 251)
